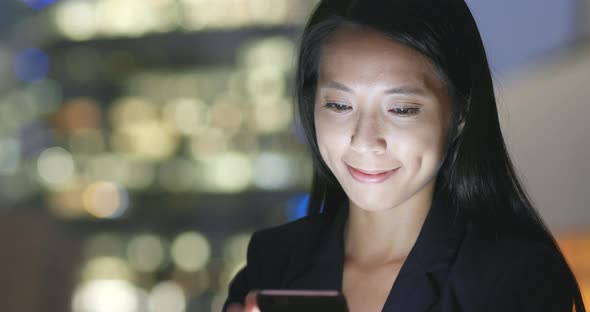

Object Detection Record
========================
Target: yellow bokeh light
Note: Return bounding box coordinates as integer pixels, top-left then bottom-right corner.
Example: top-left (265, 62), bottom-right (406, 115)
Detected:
top-left (188, 128), bottom-right (229, 160)
top-left (71, 279), bottom-right (138, 312)
top-left (200, 151), bottom-right (252, 193)
top-left (209, 96), bottom-right (244, 135)
top-left (126, 234), bottom-right (167, 273)
top-left (48, 188), bottom-right (86, 219)
top-left (83, 154), bottom-right (155, 190)
top-left (96, 0), bottom-right (161, 37)
top-left (171, 231), bottom-right (210, 272)
top-left (249, 97), bottom-right (293, 134)
top-left (81, 256), bottom-right (134, 282)
top-left (246, 66), bottom-right (285, 102)
top-left (162, 98), bottom-right (209, 136)
top-left (37, 147), bottom-right (76, 186)
top-left (83, 181), bottom-right (129, 219)
top-left (240, 36), bottom-right (295, 73)
top-left (54, 1), bottom-right (98, 41)
top-left (109, 96), bottom-right (159, 128)
top-left (111, 120), bottom-right (179, 161)
top-left (149, 281), bottom-right (186, 312)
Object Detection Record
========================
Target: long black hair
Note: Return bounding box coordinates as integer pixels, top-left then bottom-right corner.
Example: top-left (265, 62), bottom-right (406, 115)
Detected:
top-left (295, 0), bottom-right (585, 310)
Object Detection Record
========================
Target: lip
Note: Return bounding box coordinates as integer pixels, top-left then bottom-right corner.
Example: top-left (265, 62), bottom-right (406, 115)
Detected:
top-left (346, 164), bottom-right (399, 184)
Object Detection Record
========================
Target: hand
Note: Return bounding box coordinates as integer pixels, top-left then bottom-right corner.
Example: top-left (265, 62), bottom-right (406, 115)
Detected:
top-left (226, 290), bottom-right (260, 312)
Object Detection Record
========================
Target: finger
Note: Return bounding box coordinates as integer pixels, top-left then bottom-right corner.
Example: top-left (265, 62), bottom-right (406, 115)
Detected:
top-left (244, 290), bottom-right (260, 312)
top-left (226, 303), bottom-right (244, 312)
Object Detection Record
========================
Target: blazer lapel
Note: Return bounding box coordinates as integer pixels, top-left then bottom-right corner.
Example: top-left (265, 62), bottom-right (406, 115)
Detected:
top-left (279, 196), bottom-right (468, 312)
top-left (281, 203), bottom-right (348, 290)
top-left (382, 197), bottom-right (467, 312)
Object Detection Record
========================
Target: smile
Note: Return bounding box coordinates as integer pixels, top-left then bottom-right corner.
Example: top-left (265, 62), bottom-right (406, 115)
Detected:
top-left (346, 164), bottom-right (399, 184)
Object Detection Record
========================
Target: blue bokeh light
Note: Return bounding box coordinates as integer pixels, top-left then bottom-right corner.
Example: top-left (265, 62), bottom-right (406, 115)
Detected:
top-left (22, 0), bottom-right (58, 10)
top-left (14, 48), bottom-right (49, 83)
top-left (285, 193), bottom-right (310, 221)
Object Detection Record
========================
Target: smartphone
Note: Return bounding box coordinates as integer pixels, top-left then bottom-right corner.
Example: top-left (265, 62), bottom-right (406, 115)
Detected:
top-left (257, 289), bottom-right (349, 312)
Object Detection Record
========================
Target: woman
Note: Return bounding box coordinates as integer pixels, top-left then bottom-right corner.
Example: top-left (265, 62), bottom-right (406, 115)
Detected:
top-left (224, 0), bottom-right (586, 311)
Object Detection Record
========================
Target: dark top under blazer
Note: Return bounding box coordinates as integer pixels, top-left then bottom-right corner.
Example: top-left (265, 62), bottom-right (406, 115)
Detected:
top-left (223, 199), bottom-right (573, 311)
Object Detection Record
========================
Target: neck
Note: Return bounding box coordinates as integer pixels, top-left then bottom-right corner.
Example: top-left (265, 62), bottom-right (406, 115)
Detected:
top-left (343, 190), bottom-right (433, 267)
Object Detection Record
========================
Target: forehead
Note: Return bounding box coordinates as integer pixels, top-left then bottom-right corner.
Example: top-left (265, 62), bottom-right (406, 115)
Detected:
top-left (318, 25), bottom-right (444, 91)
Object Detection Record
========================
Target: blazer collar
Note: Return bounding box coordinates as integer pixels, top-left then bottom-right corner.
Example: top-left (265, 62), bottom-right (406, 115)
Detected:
top-left (282, 196), bottom-right (468, 312)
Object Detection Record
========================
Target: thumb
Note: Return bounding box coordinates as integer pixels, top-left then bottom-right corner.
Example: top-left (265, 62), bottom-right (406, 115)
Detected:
top-left (244, 290), bottom-right (260, 312)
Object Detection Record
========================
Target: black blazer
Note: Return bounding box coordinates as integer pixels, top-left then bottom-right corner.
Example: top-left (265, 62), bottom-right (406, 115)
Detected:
top-left (223, 199), bottom-right (574, 311)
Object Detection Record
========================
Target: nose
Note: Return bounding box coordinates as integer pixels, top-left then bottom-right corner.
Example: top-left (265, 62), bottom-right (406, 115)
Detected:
top-left (350, 112), bottom-right (387, 155)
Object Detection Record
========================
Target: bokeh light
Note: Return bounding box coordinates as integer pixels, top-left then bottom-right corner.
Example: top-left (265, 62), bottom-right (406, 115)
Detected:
top-left (246, 66), bottom-right (285, 102)
top-left (200, 151), bottom-right (252, 193)
top-left (82, 154), bottom-right (155, 190)
top-left (188, 128), bottom-right (229, 160)
top-left (126, 233), bottom-right (167, 273)
top-left (111, 120), bottom-right (179, 161)
top-left (162, 98), bottom-right (209, 136)
top-left (209, 96), bottom-right (244, 135)
top-left (82, 181), bottom-right (129, 219)
top-left (239, 36), bottom-right (295, 73)
top-left (48, 188), bottom-right (86, 219)
top-left (81, 256), bottom-right (134, 282)
top-left (171, 231), bottom-right (210, 272)
top-left (54, 1), bottom-right (98, 41)
top-left (71, 280), bottom-right (139, 312)
top-left (37, 146), bottom-right (75, 186)
top-left (249, 97), bottom-right (292, 134)
top-left (22, 0), bottom-right (58, 10)
top-left (14, 48), bottom-right (49, 83)
top-left (148, 281), bottom-right (186, 312)
top-left (54, 97), bottom-right (102, 135)
top-left (252, 152), bottom-right (295, 190)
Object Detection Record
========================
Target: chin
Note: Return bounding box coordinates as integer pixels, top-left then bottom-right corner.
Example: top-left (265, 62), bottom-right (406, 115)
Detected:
top-left (348, 194), bottom-right (401, 212)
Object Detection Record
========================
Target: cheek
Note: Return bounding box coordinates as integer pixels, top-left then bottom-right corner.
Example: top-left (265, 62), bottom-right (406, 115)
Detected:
top-left (395, 124), bottom-right (447, 165)
top-left (314, 114), bottom-right (350, 169)
top-left (314, 113), bottom-right (335, 164)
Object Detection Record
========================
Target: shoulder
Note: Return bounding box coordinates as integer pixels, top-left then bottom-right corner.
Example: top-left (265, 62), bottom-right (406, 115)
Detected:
top-left (453, 227), bottom-right (574, 311)
top-left (487, 238), bottom-right (572, 311)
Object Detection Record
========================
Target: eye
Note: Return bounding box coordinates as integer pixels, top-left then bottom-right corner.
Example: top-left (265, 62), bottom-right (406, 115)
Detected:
top-left (389, 107), bottom-right (420, 117)
top-left (324, 102), bottom-right (352, 112)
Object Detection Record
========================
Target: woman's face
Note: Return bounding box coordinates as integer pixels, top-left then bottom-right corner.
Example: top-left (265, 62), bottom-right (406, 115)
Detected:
top-left (314, 26), bottom-right (452, 212)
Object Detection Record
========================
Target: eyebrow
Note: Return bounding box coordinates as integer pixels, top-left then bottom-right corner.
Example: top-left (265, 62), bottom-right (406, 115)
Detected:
top-left (322, 80), bottom-right (429, 96)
